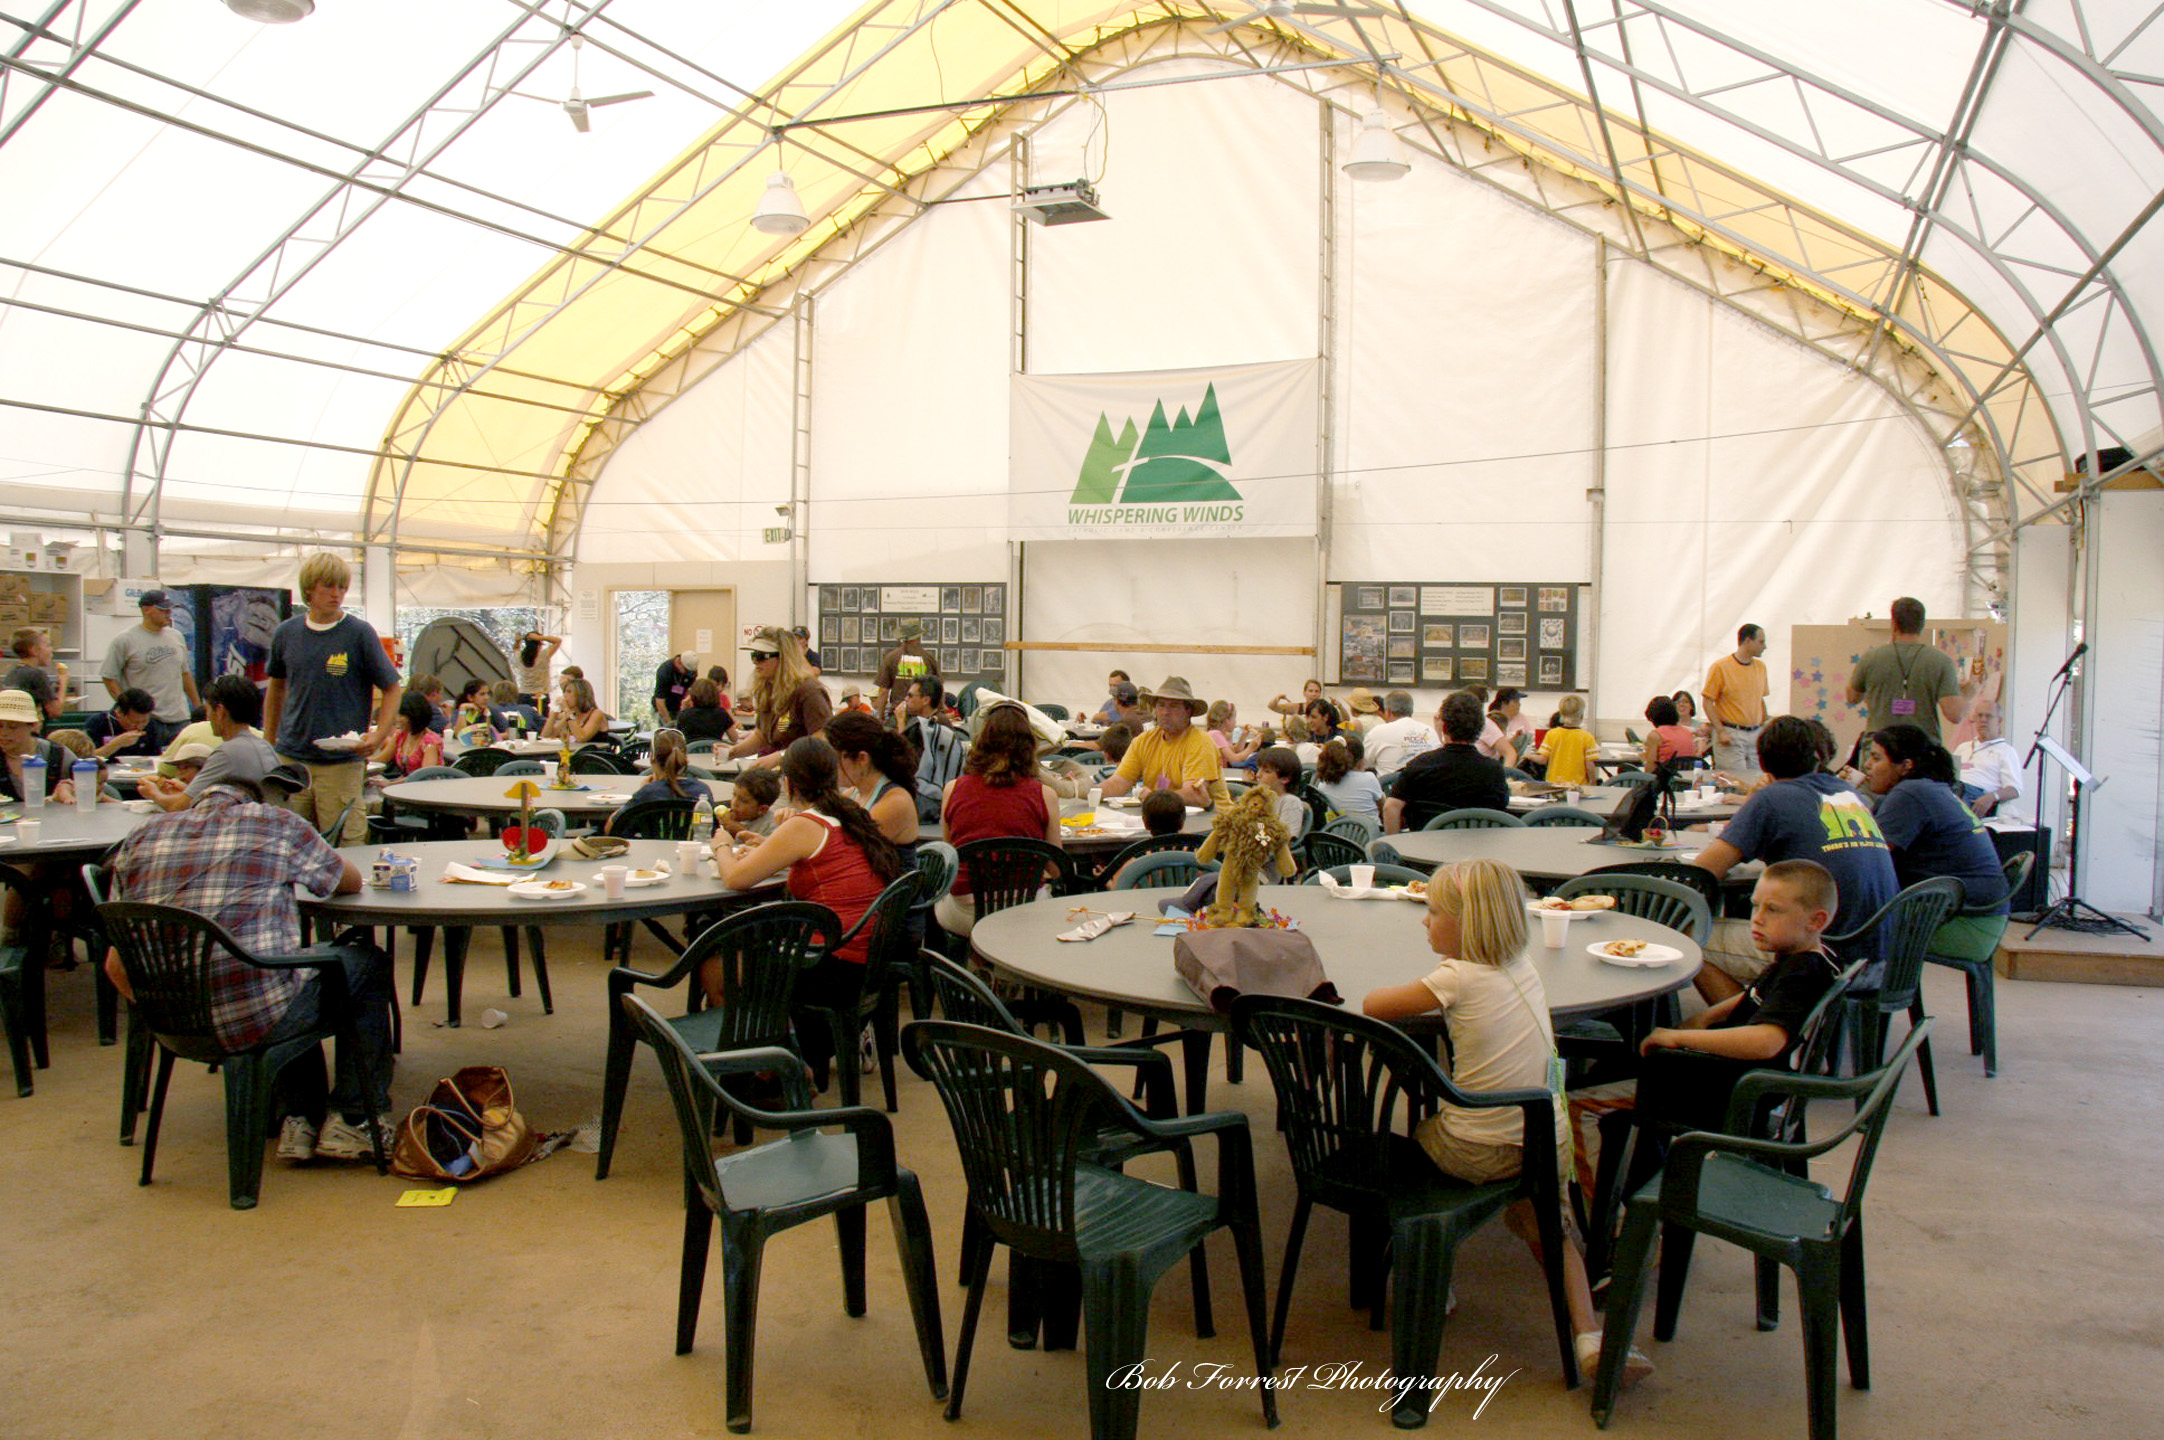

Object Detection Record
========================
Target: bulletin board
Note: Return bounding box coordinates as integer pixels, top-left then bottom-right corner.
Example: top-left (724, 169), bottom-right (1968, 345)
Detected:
top-left (816, 583), bottom-right (1009, 685)
top-left (1789, 618), bottom-right (2005, 760)
top-left (1334, 582), bottom-right (1581, 691)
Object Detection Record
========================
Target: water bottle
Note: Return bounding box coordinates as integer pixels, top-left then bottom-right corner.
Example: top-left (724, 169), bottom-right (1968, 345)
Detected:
top-left (21, 753), bottom-right (45, 808)
top-left (692, 792), bottom-right (716, 839)
top-left (74, 758), bottom-right (98, 812)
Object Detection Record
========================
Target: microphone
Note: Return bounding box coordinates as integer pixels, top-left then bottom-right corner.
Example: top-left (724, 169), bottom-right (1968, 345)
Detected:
top-left (2054, 641), bottom-right (2088, 679)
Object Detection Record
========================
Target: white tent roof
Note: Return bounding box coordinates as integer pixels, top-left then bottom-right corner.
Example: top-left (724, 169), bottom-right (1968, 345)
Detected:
top-left (2, 1), bottom-right (2158, 571)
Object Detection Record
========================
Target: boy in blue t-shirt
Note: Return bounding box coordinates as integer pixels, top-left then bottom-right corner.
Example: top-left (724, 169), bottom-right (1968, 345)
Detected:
top-left (1692, 716), bottom-right (1896, 1003)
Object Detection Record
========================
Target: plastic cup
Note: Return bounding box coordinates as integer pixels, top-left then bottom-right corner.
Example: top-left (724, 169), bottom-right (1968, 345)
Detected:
top-left (15, 817), bottom-right (39, 843)
top-left (479, 1008), bottom-right (508, 1030)
top-left (1565, 788), bottom-right (1581, 806)
top-left (1541, 910), bottom-right (1569, 948)
top-left (1086, 787), bottom-right (1102, 813)
top-left (1349, 863), bottom-right (1375, 892)
top-left (675, 841), bottom-right (704, 875)
top-left (600, 865), bottom-right (627, 900)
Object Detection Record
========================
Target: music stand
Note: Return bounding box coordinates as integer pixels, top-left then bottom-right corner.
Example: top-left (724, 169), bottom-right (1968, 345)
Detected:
top-left (2025, 727), bottom-right (2148, 941)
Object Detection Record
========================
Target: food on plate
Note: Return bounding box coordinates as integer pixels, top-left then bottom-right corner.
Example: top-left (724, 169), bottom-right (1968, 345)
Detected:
top-left (1602, 938), bottom-right (1647, 958)
top-left (541, 880), bottom-right (576, 892)
top-left (629, 869), bottom-right (663, 882)
top-left (1568, 895), bottom-right (1616, 912)
top-left (1532, 897), bottom-right (1573, 911)
top-left (1400, 880), bottom-right (1428, 900)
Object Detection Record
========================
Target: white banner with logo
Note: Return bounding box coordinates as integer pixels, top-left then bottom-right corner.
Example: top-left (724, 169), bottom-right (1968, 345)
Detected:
top-left (1010, 359), bottom-right (1320, 541)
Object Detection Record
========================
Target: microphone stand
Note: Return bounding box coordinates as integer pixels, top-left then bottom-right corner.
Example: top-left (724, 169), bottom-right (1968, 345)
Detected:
top-left (2022, 647), bottom-right (2147, 940)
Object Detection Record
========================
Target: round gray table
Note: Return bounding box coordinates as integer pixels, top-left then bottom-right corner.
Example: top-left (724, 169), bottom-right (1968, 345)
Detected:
top-left (4, 801), bottom-right (152, 859)
top-left (301, 838), bottom-right (778, 1024)
top-left (379, 772), bottom-right (731, 822)
top-left (970, 884), bottom-right (1699, 1110)
top-left (1384, 826), bottom-right (1712, 880)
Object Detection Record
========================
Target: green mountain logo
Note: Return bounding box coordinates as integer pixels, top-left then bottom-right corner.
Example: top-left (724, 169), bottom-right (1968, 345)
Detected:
top-left (1070, 384), bottom-right (1243, 504)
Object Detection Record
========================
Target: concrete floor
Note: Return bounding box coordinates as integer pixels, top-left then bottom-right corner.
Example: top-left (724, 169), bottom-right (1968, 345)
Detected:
top-left (5, 928), bottom-right (2160, 1440)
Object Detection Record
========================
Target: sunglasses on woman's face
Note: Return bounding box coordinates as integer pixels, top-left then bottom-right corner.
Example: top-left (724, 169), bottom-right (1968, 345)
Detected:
top-left (751, 651), bottom-right (778, 663)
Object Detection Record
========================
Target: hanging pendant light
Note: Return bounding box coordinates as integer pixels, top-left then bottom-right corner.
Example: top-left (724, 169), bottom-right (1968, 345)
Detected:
top-left (751, 171), bottom-right (810, 236)
top-left (1343, 110), bottom-right (1409, 182)
top-left (222, 0), bottom-right (315, 21)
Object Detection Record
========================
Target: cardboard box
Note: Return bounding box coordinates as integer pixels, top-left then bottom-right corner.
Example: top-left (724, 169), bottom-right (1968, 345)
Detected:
top-left (0, 604), bottom-right (30, 629)
top-left (0, 574), bottom-right (27, 601)
top-left (28, 592), bottom-right (68, 623)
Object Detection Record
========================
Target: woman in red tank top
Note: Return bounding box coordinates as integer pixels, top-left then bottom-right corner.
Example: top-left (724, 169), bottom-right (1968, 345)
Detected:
top-left (711, 737), bottom-right (903, 1009)
top-left (937, 701), bottom-right (1064, 939)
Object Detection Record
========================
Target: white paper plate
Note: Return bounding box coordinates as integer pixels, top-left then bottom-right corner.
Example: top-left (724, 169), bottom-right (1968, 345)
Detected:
top-left (315, 733), bottom-right (370, 752)
top-left (509, 880), bottom-right (587, 900)
top-left (1527, 902), bottom-right (1597, 921)
top-left (620, 868), bottom-right (669, 888)
top-left (1393, 883), bottom-right (1429, 903)
top-left (588, 792), bottom-right (631, 805)
top-left (1588, 939), bottom-right (1683, 966)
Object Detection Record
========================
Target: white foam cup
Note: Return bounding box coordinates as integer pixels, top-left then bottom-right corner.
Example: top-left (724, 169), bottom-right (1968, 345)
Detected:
top-left (1349, 863), bottom-right (1375, 892)
top-left (1541, 910), bottom-right (1569, 947)
top-left (600, 865), bottom-right (627, 899)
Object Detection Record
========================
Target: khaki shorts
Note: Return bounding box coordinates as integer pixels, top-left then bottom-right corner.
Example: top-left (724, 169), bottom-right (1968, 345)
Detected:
top-left (1417, 1105), bottom-right (1573, 1189)
top-left (1703, 916), bottom-right (1775, 984)
top-left (290, 759), bottom-right (368, 847)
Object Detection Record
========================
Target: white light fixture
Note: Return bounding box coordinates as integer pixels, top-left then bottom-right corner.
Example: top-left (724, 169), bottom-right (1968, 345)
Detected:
top-left (1343, 110), bottom-right (1409, 182)
top-left (222, 0), bottom-right (314, 21)
top-left (750, 171), bottom-right (810, 236)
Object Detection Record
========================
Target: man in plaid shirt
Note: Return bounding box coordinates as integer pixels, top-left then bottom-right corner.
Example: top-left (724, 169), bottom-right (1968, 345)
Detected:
top-left (108, 779), bottom-right (396, 1162)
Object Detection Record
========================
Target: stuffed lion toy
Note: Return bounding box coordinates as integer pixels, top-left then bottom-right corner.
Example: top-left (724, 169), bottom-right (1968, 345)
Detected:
top-left (1195, 786), bottom-right (1297, 928)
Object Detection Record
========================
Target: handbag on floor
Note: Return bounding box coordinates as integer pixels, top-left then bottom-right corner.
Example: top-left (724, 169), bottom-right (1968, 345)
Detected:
top-left (391, 1065), bottom-right (538, 1183)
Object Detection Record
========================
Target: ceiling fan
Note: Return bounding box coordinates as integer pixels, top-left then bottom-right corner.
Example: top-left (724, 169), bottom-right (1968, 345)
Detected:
top-left (1204, 0), bottom-right (1396, 35)
top-left (509, 34), bottom-right (654, 133)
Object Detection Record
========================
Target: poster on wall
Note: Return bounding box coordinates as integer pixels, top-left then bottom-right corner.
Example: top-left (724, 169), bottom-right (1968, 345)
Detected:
top-left (816, 582), bottom-right (1011, 684)
top-left (1339, 582), bottom-right (1582, 690)
top-left (1009, 358), bottom-right (1321, 541)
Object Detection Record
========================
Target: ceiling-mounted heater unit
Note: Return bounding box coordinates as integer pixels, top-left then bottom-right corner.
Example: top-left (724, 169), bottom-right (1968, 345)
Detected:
top-left (1014, 180), bottom-right (1109, 225)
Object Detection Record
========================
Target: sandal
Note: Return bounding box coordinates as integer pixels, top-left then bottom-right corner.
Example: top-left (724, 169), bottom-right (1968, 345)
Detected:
top-left (1578, 1330), bottom-right (1653, 1388)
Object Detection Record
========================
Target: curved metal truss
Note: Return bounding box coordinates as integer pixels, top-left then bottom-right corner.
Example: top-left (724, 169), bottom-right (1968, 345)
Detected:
top-left (19, 0), bottom-right (2141, 609)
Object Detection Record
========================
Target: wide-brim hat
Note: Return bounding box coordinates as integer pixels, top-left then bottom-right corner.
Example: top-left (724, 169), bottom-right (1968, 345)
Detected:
top-left (1346, 687), bottom-right (1381, 716)
top-left (0, 689), bottom-right (39, 724)
top-left (1140, 676), bottom-right (1207, 715)
top-left (170, 742), bottom-right (217, 764)
top-left (966, 689), bottom-right (1065, 755)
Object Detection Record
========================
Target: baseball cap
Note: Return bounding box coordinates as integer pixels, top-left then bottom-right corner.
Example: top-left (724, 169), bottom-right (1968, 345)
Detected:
top-left (1113, 682), bottom-right (1139, 704)
top-left (171, 742), bottom-right (217, 765)
top-left (138, 589), bottom-right (172, 610)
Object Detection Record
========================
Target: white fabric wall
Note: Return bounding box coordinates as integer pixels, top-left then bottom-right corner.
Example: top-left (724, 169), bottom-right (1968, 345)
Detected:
top-left (2082, 493), bottom-right (2164, 916)
top-left (581, 68), bottom-right (1968, 729)
top-left (807, 166), bottom-right (1013, 582)
top-left (1599, 262), bottom-right (1963, 724)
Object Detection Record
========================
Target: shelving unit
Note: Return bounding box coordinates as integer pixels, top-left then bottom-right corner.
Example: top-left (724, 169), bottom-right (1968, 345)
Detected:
top-left (0, 567), bottom-right (87, 697)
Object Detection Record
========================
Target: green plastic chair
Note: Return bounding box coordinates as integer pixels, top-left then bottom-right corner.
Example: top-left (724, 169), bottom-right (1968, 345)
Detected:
top-left (1581, 959), bottom-right (1869, 1287)
top-left (1422, 807), bottom-right (1524, 830)
top-left (1592, 1020), bottom-right (1936, 1440)
top-left (898, 843), bottom-right (957, 1021)
top-left (1107, 849), bottom-right (1204, 891)
top-left (0, 864), bottom-right (33, 1097)
top-left (903, 1019), bottom-right (1277, 1440)
top-left (497, 758), bottom-right (546, 776)
top-left (795, 871), bottom-right (922, 1113)
top-left (619, 994), bottom-right (946, 1434)
top-left (1300, 829), bottom-right (1368, 874)
top-left (1323, 813), bottom-right (1381, 845)
top-left (570, 745), bottom-right (633, 775)
top-left (451, 746), bottom-right (512, 777)
top-left (95, 899), bottom-right (389, 1209)
top-left (1829, 877), bottom-right (1965, 1118)
top-left (1525, 805), bottom-right (1606, 828)
top-left (1923, 850), bottom-right (2029, 1078)
top-left (1035, 702), bottom-right (1070, 721)
top-left (596, 901), bottom-right (840, 1179)
top-left (1553, 873), bottom-right (1713, 944)
top-left (1231, 995), bottom-right (1579, 1425)
top-left (920, 955), bottom-right (1213, 1338)
top-left (952, 839), bottom-right (1084, 1046)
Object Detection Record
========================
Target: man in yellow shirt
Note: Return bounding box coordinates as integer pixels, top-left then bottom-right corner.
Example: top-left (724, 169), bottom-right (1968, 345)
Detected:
top-left (1702, 624), bottom-right (1771, 776)
top-left (1101, 676), bottom-right (1231, 809)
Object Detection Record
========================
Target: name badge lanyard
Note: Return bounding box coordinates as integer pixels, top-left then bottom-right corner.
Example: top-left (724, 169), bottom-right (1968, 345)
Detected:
top-left (1889, 642), bottom-right (1924, 717)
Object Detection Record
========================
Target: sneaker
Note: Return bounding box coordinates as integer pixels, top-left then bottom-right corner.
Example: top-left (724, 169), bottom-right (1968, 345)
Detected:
top-left (315, 1113), bottom-right (396, 1161)
top-left (275, 1116), bottom-right (320, 1161)
top-left (1578, 1330), bottom-right (1653, 1389)
top-left (859, 1022), bottom-right (878, 1076)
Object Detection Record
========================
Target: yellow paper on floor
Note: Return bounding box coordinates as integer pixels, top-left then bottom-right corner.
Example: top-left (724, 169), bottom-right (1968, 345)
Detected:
top-left (396, 1187), bottom-right (458, 1208)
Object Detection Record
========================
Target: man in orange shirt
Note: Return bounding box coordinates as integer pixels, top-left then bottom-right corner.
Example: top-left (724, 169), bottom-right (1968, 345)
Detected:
top-left (1702, 623), bottom-right (1770, 776)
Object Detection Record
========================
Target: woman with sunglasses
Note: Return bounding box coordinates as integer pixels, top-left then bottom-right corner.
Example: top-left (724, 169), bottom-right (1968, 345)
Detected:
top-left (727, 626), bottom-right (831, 768)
